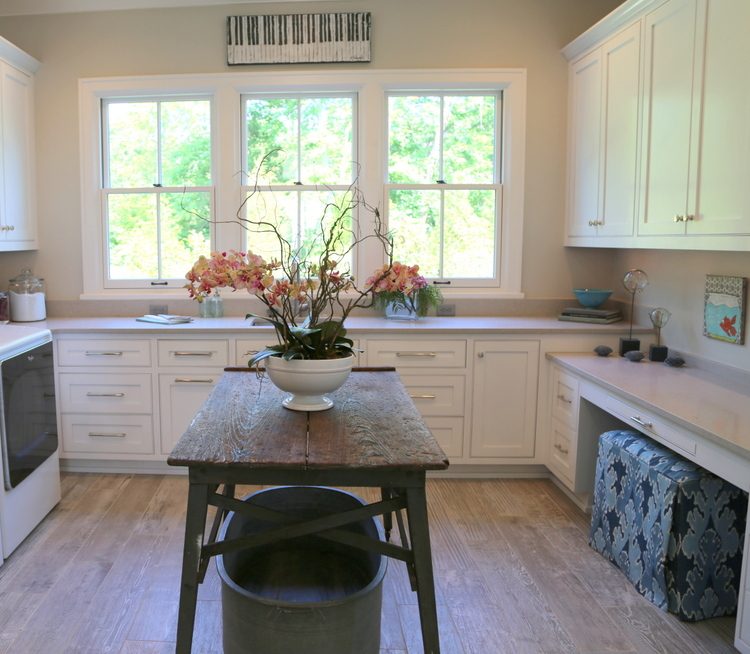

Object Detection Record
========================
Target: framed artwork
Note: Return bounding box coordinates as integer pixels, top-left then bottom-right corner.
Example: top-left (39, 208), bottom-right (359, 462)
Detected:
top-left (703, 274), bottom-right (747, 345)
top-left (227, 13), bottom-right (371, 65)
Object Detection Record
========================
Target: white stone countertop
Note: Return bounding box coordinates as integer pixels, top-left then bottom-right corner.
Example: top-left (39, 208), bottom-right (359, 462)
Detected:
top-left (42, 315), bottom-right (650, 335)
top-left (548, 352), bottom-right (750, 459)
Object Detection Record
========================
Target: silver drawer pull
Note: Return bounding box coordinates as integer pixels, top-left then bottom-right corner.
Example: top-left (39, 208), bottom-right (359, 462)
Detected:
top-left (556, 394), bottom-right (572, 404)
top-left (88, 432), bottom-right (127, 438)
top-left (173, 351), bottom-right (214, 357)
top-left (396, 352), bottom-right (437, 358)
top-left (86, 392), bottom-right (125, 397)
top-left (554, 443), bottom-right (569, 455)
top-left (243, 350), bottom-right (260, 356)
top-left (175, 378), bottom-right (214, 384)
top-left (630, 415), bottom-right (654, 430)
top-left (85, 351), bottom-right (123, 356)
top-left (410, 394), bottom-right (437, 400)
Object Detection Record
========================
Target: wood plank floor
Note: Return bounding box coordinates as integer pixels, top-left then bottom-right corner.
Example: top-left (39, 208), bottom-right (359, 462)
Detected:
top-left (0, 474), bottom-right (737, 653)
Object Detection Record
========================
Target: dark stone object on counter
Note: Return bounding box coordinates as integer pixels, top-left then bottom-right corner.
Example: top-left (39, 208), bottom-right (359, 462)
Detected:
top-left (624, 350), bottom-right (645, 362)
top-left (665, 355), bottom-right (686, 368)
top-left (649, 344), bottom-right (669, 362)
top-left (594, 345), bottom-right (613, 357)
top-left (619, 337), bottom-right (641, 357)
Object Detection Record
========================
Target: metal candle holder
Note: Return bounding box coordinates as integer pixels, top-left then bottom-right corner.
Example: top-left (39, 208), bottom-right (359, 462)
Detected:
top-left (620, 269), bottom-right (648, 356)
top-left (649, 307), bottom-right (671, 361)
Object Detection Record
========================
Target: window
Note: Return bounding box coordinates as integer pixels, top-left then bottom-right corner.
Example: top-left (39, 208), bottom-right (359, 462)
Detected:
top-left (242, 94), bottom-right (356, 268)
top-left (101, 97), bottom-right (212, 288)
top-left (386, 92), bottom-right (501, 286)
top-left (80, 70), bottom-right (525, 299)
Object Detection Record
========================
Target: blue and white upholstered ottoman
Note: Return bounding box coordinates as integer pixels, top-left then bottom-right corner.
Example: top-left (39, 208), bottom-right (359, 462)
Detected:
top-left (589, 429), bottom-right (747, 621)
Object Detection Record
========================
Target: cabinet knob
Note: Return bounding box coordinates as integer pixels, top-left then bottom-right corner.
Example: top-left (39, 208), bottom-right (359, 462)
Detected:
top-left (673, 215), bottom-right (685, 222)
top-left (685, 214), bottom-right (695, 222)
top-left (477, 352), bottom-right (484, 358)
top-left (588, 220), bottom-right (596, 227)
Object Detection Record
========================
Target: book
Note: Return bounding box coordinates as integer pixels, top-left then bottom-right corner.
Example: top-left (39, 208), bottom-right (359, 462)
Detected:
top-left (136, 314), bottom-right (193, 325)
top-left (561, 307), bottom-right (622, 318)
top-left (558, 314), bottom-right (623, 324)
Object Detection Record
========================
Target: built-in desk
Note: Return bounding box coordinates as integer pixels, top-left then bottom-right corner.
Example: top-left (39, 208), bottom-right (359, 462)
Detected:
top-left (547, 353), bottom-right (750, 653)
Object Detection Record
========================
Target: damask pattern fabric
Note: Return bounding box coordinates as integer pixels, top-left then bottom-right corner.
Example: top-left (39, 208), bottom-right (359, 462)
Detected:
top-left (589, 429), bottom-right (747, 621)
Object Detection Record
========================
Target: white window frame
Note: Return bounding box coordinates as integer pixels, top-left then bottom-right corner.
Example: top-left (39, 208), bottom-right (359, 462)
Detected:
top-left (79, 69), bottom-right (526, 300)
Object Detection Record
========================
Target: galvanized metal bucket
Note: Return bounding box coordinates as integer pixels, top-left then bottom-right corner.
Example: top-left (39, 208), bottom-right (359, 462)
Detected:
top-left (216, 486), bottom-right (387, 654)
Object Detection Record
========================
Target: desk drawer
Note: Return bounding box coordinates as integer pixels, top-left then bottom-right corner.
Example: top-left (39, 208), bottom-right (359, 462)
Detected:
top-left (62, 414), bottom-right (154, 454)
top-left (605, 395), bottom-right (697, 457)
top-left (551, 366), bottom-right (579, 427)
top-left (401, 375), bottom-right (465, 416)
top-left (549, 418), bottom-right (575, 486)
top-left (158, 340), bottom-right (229, 367)
top-left (58, 339), bottom-right (151, 367)
top-left (367, 340), bottom-right (466, 368)
top-left (58, 373), bottom-right (152, 413)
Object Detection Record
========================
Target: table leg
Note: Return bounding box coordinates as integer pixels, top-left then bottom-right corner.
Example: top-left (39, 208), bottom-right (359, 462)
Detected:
top-left (406, 485), bottom-right (440, 654)
top-left (176, 482), bottom-right (210, 654)
top-left (381, 487), bottom-right (393, 541)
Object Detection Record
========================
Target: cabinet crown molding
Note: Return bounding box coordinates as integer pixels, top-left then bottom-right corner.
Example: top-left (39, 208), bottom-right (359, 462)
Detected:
top-left (0, 36), bottom-right (39, 73)
top-left (562, 0), bottom-right (664, 61)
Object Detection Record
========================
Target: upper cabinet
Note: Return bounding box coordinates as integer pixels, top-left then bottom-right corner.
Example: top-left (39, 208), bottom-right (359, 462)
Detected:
top-left (0, 38), bottom-right (39, 252)
top-left (564, 0), bottom-right (750, 250)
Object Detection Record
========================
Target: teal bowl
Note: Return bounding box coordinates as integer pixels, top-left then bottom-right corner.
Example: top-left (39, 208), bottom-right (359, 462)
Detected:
top-left (573, 288), bottom-right (612, 309)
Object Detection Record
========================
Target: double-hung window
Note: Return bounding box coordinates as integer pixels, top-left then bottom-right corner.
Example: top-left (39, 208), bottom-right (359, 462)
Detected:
top-left (101, 97), bottom-right (212, 289)
top-left (241, 93), bottom-right (356, 270)
top-left (386, 92), bottom-right (501, 287)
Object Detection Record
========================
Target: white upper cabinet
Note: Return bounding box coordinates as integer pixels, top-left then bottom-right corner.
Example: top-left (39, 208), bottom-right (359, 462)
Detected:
top-left (564, 0), bottom-right (750, 249)
top-left (0, 38), bottom-right (38, 251)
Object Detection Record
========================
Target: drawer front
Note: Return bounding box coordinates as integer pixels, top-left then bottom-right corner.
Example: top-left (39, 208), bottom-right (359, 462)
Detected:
top-left (549, 418), bottom-right (575, 485)
top-left (605, 394), bottom-right (697, 457)
top-left (57, 339), bottom-right (151, 367)
top-left (551, 366), bottom-right (579, 427)
top-left (58, 373), bottom-right (152, 413)
top-left (61, 414), bottom-right (154, 454)
top-left (235, 338), bottom-right (272, 366)
top-left (157, 340), bottom-right (229, 367)
top-left (366, 340), bottom-right (466, 368)
top-left (400, 375), bottom-right (465, 416)
top-left (424, 417), bottom-right (463, 458)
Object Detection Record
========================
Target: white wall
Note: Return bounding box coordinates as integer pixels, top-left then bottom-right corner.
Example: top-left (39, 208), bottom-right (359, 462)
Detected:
top-left (0, 0), bottom-right (622, 306)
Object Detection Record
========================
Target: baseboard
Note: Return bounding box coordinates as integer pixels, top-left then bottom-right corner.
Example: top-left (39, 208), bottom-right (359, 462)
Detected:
top-left (428, 464), bottom-right (550, 479)
top-left (60, 459), bottom-right (186, 475)
top-left (549, 475), bottom-right (592, 512)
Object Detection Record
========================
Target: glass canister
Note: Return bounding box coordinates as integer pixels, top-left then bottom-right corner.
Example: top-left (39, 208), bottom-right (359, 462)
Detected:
top-left (9, 268), bottom-right (47, 322)
top-left (199, 290), bottom-right (224, 319)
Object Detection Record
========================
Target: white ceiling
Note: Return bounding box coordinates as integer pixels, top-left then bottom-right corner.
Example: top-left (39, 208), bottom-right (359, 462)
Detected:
top-left (0, 0), bottom-right (342, 17)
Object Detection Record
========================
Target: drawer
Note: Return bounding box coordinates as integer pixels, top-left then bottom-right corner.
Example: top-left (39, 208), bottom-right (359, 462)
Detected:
top-left (549, 418), bottom-right (575, 486)
top-left (366, 340), bottom-right (466, 368)
top-left (605, 394), bottom-right (697, 457)
top-left (423, 416), bottom-right (463, 458)
top-left (58, 373), bottom-right (152, 413)
top-left (61, 414), bottom-right (154, 454)
top-left (551, 366), bottom-right (579, 427)
top-left (235, 338), bottom-right (272, 366)
top-left (400, 375), bottom-right (465, 416)
top-left (157, 340), bottom-right (229, 367)
top-left (57, 339), bottom-right (151, 367)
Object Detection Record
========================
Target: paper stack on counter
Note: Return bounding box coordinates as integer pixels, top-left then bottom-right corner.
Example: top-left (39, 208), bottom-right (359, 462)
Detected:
top-left (136, 314), bottom-right (194, 324)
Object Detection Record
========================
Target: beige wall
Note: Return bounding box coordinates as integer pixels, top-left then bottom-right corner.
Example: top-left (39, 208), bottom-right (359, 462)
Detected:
top-left (0, 0), bottom-right (622, 307)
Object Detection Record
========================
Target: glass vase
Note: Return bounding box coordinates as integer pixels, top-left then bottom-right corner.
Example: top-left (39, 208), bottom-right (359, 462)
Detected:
top-left (384, 295), bottom-right (419, 320)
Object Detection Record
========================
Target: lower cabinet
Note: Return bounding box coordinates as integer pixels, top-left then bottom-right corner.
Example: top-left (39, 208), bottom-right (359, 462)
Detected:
top-left (470, 340), bottom-right (540, 458)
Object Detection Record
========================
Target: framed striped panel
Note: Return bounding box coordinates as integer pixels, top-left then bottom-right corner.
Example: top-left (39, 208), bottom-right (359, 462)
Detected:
top-left (227, 12), bottom-right (371, 65)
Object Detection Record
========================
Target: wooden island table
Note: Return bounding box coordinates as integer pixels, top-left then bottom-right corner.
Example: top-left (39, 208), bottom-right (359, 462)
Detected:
top-left (168, 368), bottom-right (449, 654)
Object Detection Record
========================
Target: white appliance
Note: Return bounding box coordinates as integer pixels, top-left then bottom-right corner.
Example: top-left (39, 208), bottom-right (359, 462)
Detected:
top-left (0, 325), bottom-right (60, 559)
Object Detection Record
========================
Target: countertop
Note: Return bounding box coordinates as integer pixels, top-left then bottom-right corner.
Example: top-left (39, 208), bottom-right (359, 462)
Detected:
top-left (43, 315), bottom-right (648, 335)
top-left (548, 352), bottom-right (750, 459)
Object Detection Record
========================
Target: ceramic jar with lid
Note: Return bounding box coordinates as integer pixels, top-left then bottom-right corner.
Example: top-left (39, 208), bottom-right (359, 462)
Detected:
top-left (9, 268), bottom-right (46, 321)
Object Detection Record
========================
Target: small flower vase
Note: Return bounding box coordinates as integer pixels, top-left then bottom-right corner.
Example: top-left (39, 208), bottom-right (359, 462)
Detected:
top-left (384, 295), bottom-right (419, 320)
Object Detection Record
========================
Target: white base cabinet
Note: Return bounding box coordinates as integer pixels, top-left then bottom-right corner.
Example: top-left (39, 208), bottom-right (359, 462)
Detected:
top-left (158, 373), bottom-right (221, 455)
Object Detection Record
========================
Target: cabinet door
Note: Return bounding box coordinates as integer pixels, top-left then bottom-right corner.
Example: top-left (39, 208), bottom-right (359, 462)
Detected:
top-left (690, 0), bottom-right (750, 236)
top-left (0, 61), bottom-right (35, 247)
top-left (470, 340), bottom-right (539, 458)
top-left (639, 0), bottom-right (700, 236)
top-left (567, 49), bottom-right (602, 237)
top-left (158, 372), bottom-right (220, 454)
top-left (598, 22), bottom-right (640, 237)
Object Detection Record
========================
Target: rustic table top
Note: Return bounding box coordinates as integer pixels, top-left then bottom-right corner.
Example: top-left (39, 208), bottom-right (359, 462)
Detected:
top-left (167, 369), bottom-right (449, 471)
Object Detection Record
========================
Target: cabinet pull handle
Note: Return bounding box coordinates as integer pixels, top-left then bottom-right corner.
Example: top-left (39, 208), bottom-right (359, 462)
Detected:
top-left (409, 394), bottom-right (437, 400)
top-left (175, 378), bottom-right (214, 383)
top-left (243, 350), bottom-right (260, 356)
top-left (88, 432), bottom-right (127, 438)
top-left (630, 415), bottom-right (654, 430)
top-left (556, 394), bottom-right (572, 404)
top-left (86, 392), bottom-right (125, 397)
top-left (554, 443), bottom-right (569, 455)
top-left (673, 215), bottom-right (685, 223)
top-left (85, 351), bottom-right (123, 356)
top-left (173, 351), bottom-right (213, 357)
top-left (396, 352), bottom-right (437, 358)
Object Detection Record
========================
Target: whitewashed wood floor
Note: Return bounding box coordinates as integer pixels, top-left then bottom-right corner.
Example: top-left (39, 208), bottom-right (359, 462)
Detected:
top-left (0, 474), bottom-right (737, 653)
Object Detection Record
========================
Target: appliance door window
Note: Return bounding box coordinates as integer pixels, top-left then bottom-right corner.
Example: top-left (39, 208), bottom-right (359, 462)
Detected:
top-left (1, 342), bottom-right (58, 489)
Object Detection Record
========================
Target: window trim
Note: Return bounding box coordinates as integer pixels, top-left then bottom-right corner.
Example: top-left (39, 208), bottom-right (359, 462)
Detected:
top-left (79, 69), bottom-right (526, 300)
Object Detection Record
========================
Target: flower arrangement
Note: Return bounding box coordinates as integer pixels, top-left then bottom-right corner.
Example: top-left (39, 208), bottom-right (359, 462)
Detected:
top-left (367, 262), bottom-right (443, 317)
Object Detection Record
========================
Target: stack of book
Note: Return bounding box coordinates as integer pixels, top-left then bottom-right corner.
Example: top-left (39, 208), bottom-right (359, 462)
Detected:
top-left (136, 314), bottom-right (193, 324)
top-left (558, 307), bottom-right (623, 324)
